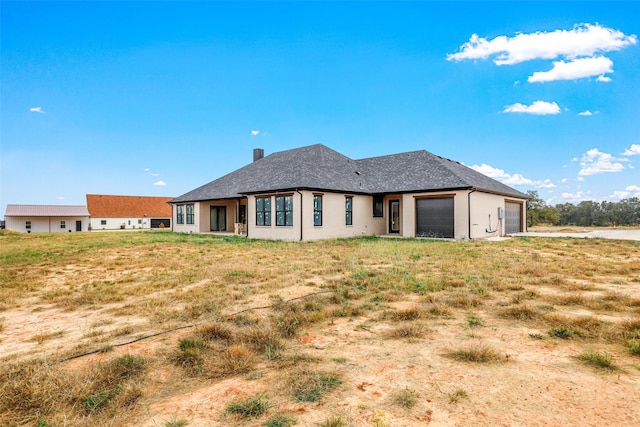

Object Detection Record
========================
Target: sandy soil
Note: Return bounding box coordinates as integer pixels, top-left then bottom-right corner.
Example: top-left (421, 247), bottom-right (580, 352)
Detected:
top-left (2, 277), bottom-right (639, 427)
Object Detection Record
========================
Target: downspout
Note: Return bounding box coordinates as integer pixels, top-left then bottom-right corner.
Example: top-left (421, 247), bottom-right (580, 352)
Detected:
top-left (244, 195), bottom-right (249, 238)
top-left (295, 189), bottom-right (303, 241)
top-left (467, 188), bottom-right (477, 241)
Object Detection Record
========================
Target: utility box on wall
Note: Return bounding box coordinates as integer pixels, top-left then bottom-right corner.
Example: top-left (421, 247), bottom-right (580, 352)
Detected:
top-left (498, 207), bottom-right (505, 219)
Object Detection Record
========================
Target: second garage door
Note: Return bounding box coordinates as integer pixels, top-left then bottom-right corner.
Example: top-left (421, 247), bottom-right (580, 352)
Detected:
top-left (416, 197), bottom-right (454, 238)
top-left (505, 202), bottom-right (522, 234)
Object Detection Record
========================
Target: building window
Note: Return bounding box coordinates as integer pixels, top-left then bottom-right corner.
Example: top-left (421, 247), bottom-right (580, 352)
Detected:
top-left (186, 204), bottom-right (195, 224)
top-left (138, 219), bottom-right (142, 224)
top-left (60, 220), bottom-right (66, 229)
top-left (276, 195), bottom-right (293, 226)
top-left (100, 220), bottom-right (107, 225)
top-left (256, 196), bottom-right (272, 226)
top-left (373, 195), bottom-right (384, 217)
top-left (177, 205), bottom-right (184, 224)
top-left (239, 204), bottom-right (247, 224)
top-left (313, 195), bottom-right (323, 226)
top-left (26, 221), bottom-right (31, 229)
top-left (346, 196), bottom-right (353, 226)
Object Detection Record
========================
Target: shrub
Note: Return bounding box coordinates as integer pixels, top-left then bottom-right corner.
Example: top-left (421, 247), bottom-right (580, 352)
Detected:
top-left (445, 343), bottom-right (503, 363)
top-left (575, 351), bottom-right (619, 371)
top-left (392, 387), bottom-right (418, 409)
top-left (225, 394), bottom-right (269, 418)
top-left (291, 369), bottom-right (342, 402)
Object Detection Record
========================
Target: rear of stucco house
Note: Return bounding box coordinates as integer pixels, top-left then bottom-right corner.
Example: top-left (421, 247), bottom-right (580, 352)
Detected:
top-left (170, 144), bottom-right (528, 241)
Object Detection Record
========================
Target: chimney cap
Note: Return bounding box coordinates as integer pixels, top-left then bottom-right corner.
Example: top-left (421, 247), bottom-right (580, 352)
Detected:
top-left (253, 148), bottom-right (265, 162)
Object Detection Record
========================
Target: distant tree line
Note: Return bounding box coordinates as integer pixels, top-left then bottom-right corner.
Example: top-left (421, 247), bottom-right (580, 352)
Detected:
top-left (526, 191), bottom-right (640, 227)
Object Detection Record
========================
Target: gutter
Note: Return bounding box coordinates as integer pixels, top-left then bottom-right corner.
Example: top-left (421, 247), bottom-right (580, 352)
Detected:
top-left (245, 195), bottom-right (249, 238)
top-left (467, 188), bottom-right (477, 241)
top-left (295, 189), bottom-right (303, 241)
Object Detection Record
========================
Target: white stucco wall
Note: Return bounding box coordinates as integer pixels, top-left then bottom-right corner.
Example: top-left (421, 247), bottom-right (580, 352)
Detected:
top-left (90, 217), bottom-right (157, 230)
top-left (5, 216), bottom-right (89, 233)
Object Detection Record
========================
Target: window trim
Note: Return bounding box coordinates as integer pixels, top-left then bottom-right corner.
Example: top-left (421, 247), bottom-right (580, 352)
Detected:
top-left (313, 194), bottom-right (323, 227)
top-left (185, 204), bottom-right (195, 225)
top-left (255, 196), bottom-right (272, 226)
top-left (345, 196), bottom-right (353, 226)
top-left (275, 195), bottom-right (294, 227)
top-left (373, 195), bottom-right (384, 217)
top-left (176, 205), bottom-right (184, 224)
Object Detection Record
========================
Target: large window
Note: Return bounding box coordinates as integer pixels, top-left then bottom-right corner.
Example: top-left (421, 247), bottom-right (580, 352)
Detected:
top-left (345, 196), bottom-right (353, 226)
top-left (186, 204), bottom-right (195, 224)
top-left (256, 196), bottom-right (272, 226)
top-left (276, 195), bottom-right (293, 226)
top-left (177, 205), bottom-right (184, 224)
top-left (373, 195), bottom-right (384, 217)
top-left (313, 195), bottom-right (323, 226)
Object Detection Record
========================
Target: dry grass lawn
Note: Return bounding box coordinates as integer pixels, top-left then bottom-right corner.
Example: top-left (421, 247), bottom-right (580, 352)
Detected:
top-left (1, 230), bottom-right (639, 426)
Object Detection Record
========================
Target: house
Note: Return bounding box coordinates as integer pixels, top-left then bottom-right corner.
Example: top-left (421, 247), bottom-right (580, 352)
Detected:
top-left (86, 194), bottom-right (173, 230)
top-left (170, 144), bottom-right (528, 241)
top-left (4, 205), bottom-right (90, 233)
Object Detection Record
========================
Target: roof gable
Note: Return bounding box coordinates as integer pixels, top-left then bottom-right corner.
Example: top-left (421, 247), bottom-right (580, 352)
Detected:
top-left (86, 195), bottom-right (173, 218)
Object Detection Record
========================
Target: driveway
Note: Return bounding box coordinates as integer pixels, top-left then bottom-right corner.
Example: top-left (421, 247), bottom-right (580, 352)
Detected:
top-left (511, 229), bottom-right (640, 241)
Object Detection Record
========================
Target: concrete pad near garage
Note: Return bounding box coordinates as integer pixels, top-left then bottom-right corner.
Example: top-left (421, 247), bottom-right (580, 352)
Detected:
top-left (510, 229), bottom-right (640, 241)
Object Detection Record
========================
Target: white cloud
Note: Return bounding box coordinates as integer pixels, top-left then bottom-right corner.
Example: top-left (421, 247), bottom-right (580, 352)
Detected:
top-left (503, 101), bottom-right (560, 115)
top-left (470, 164), bottom-right (556, 188)
top-left (578, 148), bottom-right (626, 176)
top-left (623, 144), bottom-right (640, 156)
top-left (447, 24), bottom-right (637, 65)
top-left (559, 191), bottom-right (593, 203)
top-left (596, 75), bottom-right (612, 82)
top-left (561, 178), bottom-right (568, 183)
top-left (251, 130), bottom-right (260, 136)
top-left (144, 168), bottom-right (151, 172)
top-left (151, 173), bottom-right (159, 177)
top-left (528, 56), bottom-right (613, 82)
top-left (578, 110), bottom-right (599, 116)
top-left (30, 107), bottom-right (46, 114)
top-left (610, 186), bottom-right (640, 200)
top-left (153, 181), bottom-right (166, 186)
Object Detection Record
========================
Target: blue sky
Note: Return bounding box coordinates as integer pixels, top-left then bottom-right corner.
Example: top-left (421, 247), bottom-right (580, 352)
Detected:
top-left (2, 1), bottom-right (639, 214)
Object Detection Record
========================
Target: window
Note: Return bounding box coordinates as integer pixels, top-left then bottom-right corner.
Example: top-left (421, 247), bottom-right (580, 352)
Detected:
top-left (239, 204), bottom-right (246, 224)
top-left (373, 195), bottom-right (384, 217)
top-left (345, 196), bottom-right (353, 225)
top-left (313, 195), bottom-right (323, 226)
top-left (186, 204), bottom-right (195, 224)
top-left (256, 196), bottom-right (272, 226)
top-left (60, 220), bottom-right (66, 229)
top-left (177, 205), bottom-right (184, 224)
top-left (138, 219), bottom-right (142, 225)
top-left (276, 195), bottom-right (293, 226)
top-left (100, 220), bottom-right (107, 225)
top-left (25, 221), bottom-right (31, 229)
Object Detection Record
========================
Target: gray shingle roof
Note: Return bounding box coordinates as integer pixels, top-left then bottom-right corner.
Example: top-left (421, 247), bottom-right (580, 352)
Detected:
top-left (171, 144), bottom-right (526, 203)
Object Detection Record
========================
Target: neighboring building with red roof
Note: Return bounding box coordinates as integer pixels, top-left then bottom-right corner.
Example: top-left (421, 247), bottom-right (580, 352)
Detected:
top-left (86, 194), bottom-right (173, 230)
top-left (4, 205), bottom-right (90, 233)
